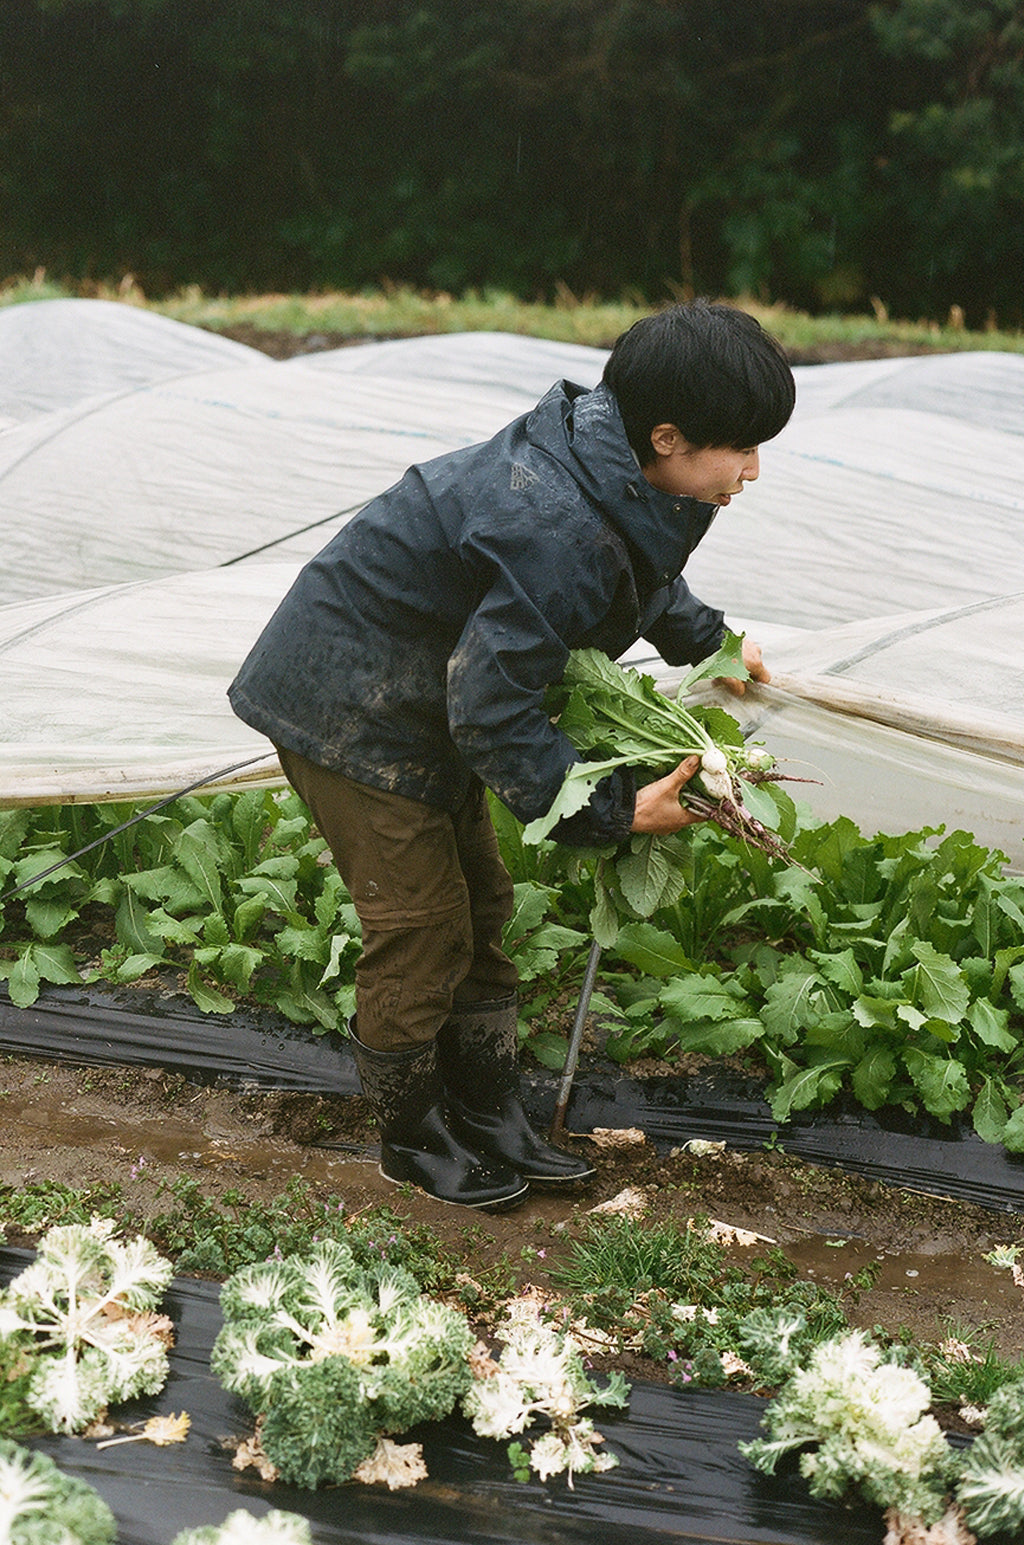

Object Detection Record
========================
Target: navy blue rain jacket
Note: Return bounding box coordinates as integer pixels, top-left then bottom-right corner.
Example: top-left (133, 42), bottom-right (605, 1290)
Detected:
top-left (228, 380), bottom-right (725, 845)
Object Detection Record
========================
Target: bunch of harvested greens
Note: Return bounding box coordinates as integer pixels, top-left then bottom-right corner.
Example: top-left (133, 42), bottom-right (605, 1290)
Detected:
top-left (523, 633), bottom-right (796, 860)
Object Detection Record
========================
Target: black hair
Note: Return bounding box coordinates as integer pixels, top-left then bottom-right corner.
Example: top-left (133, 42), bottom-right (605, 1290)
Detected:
top-left (602, 299), bottom-right (796, 462)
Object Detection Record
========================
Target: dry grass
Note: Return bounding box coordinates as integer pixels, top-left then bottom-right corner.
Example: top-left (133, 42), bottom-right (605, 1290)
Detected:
top-left (3, 269), bottom-right (1023, 356)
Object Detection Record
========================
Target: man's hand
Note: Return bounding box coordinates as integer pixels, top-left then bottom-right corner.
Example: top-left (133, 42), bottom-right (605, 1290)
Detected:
top-left (631, 756), bottom-right (704, 834)
top-left (718, 636), bottom-right (771, 697)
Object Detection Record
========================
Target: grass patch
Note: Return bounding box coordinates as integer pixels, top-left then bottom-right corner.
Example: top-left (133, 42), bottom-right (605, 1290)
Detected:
top-left (547, 1212), bottom-right (1024, 1410)
top-left (0, 1172), bottom-right (516, 1307)
top-left (548, 1212), bottom-right (862, 1385)
top-left (2, 271), bottom-right (1022, 356)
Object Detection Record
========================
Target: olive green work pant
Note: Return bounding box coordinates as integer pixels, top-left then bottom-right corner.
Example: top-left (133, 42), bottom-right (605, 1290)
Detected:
top-left (275, 746), bottom-right (518, 1052)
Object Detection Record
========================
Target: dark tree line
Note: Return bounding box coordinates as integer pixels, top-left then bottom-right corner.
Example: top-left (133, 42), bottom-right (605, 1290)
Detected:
top-left (2, 0), bottom-right (1022, 324)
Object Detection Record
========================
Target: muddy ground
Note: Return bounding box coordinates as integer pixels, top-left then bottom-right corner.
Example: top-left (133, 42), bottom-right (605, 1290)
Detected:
top-left (3, 1047), bottom-right (1023, 1396)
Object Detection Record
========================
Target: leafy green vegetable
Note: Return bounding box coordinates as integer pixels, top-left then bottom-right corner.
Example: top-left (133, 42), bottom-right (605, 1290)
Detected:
top-left (4, 759), bottom-right (1024, 1150)
top-left (0, 1218), bottom-right (174, 1434)
top-left (523, 636), bottom-right (795, 862)
top-left (0, 791), bottom-right (359, 1029)
top-left (0, 1438), bottom-right (116, 1544)
top-left (597, 818), bottom-right (1024, 1149)
top-left (210, 1238), bottom-right (475, 1488)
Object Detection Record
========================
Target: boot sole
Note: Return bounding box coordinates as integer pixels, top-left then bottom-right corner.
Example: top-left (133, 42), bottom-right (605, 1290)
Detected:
top-left (376, 1163), bottom-right (530, 1213)
top-left (518, 1169), bottom-right (596, 1187)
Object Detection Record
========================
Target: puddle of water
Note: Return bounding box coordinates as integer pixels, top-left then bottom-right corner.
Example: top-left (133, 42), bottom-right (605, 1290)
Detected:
top-left (1, 1087), bottom-right (377, 1192)
top-left (7, 1082), bottom-right (1024, 1321)
top-left (786, 1232), bottom-right (1021, 1316)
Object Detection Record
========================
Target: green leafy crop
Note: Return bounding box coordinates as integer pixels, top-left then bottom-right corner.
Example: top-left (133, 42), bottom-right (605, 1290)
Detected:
top-left (595, 817), bottom-right (1024, 1150)
top-left (0, 1218), bottom-right (174, 1435)
top-left (524, 637), bottom-right (795, 862)
top-left (0, 790), bottom-right (359, 1030)
top-left (4, 735), bottom-right (1024, 1151)
top-left (0, 1438), bottom-right (116, 1544)
top-left (210, 1238), bottom-right (475, 1488)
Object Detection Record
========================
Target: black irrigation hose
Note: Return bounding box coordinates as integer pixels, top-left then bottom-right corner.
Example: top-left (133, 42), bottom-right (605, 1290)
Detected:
top-left (0, 753), bottom-right (278, 905)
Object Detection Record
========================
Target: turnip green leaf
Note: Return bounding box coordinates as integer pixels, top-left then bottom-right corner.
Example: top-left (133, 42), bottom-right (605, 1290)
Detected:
top-left (972, 1077), bottom-right (1009, 1145)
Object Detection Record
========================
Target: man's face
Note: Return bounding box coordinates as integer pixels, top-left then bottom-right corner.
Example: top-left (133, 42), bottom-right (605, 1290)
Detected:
top-left (642, 425), bottom-right (760, 507)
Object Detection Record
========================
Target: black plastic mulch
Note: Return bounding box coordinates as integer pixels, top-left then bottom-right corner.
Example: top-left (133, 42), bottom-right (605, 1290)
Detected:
top-left (0, 1252), bottom-right (885, 1545)
top-left (1, 986), bottom-right (1011, 1543)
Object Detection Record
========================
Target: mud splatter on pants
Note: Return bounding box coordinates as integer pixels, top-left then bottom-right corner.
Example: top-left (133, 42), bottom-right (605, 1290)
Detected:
top-left (276, 746), bottom-right (518, 1051)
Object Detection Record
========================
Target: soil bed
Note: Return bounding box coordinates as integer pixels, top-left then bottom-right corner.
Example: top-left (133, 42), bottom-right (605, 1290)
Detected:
top-left (3, 1048), bottom-right (1022, 1392)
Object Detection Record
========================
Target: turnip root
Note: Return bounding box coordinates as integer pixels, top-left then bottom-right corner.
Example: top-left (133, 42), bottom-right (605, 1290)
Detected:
top-left (698, 747), bottom-right (733, 802)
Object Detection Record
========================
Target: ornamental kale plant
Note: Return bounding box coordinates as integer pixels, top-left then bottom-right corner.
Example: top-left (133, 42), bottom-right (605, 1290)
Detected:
top-left (210, 1238), bottom-right (475, 1488)
top-left (954, 1375), bottom-right (1024, 1538)
top-left (742, 1331), bottom-right (1024, 1541)
top-left (0, 1217), bottom-right (174, 1434)
top-left (740, 1329), bottom-right (959, 1524)
top-left (170, 1512), bottom-right (312, 1545)
top-left (463, 1299), bottom-right (629, 1485)
top-left (0, 1438), bottom-right (116, 1545)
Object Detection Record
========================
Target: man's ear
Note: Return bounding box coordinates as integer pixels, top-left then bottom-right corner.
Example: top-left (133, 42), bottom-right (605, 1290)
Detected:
top-left (649, 423), bottom-right (682, 459)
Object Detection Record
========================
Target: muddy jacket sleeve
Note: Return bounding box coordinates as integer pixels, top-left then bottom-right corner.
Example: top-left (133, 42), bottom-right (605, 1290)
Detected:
top-left (641, 576), bottom-right (726, 667)
top-left (445, 560), bottom-right (635, 847)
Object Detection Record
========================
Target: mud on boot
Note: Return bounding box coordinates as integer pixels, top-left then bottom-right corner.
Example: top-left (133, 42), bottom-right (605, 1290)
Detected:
top-left (437, 996), bottom-right (596, 1186)
top-left (349, 1028), bottom-right (528, 1212)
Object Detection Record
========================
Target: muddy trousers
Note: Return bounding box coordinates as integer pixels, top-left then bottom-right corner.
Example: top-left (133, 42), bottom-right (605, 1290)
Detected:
top-left (275, 746), bottom-right (519, 1052)
top-left (277, 747), bottom-right (594, 1204)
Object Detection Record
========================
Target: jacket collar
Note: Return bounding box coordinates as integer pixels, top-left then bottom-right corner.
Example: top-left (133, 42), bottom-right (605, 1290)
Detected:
top-left (527, 381), bottom-right (715, 588)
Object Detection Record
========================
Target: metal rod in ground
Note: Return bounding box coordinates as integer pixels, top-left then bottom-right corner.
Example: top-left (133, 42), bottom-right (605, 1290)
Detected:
top-left (549, 937), bottom-right (602, 1141)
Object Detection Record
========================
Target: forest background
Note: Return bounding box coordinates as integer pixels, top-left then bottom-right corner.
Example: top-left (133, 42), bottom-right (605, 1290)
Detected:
top-left (3, 0), bottom-right (1023, 329)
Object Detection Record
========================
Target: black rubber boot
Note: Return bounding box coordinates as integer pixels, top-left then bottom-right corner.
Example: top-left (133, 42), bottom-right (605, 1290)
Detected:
top-left (349, 1029), bottom-right (529, 1212)
top-left (437, 996), bottom-right (596, 1186)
